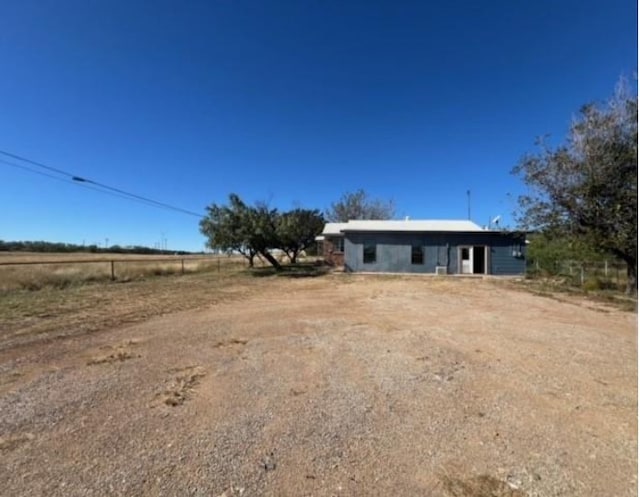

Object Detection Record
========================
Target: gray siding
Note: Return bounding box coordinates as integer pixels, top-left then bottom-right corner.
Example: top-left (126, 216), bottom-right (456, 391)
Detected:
top-left (488, 235), bottom-right (527, 275)
top-left (344, 232), bottom-right (526, 275)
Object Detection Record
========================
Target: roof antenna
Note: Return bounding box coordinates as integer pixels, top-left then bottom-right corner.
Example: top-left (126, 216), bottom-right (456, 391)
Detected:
top-left (466, 190), bottom-right (471, 220)
top-left (491, 215), bottom-right (501, 229)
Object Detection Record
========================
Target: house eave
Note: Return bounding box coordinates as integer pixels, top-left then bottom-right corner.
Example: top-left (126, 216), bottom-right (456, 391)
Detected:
top-left (340, 229), bottom-right (524, 235)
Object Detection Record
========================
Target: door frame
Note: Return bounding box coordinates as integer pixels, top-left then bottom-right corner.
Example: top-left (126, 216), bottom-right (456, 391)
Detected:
top-left (458, 245), bottom-right (490, 275)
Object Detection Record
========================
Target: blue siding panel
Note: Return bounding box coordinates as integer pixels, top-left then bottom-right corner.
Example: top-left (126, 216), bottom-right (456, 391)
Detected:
top-left (344, 232), bottom-right (526, 275)
top-left (489, 236), bottom-right (527, 275)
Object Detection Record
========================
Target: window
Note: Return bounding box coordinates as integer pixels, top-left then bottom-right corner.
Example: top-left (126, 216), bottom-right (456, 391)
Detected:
top-left (334, 237), bottom-right (344, 252)
top-left (411, 245), bottom-right (424, 264)
top-left (363, 241), bottom-right (376, 264)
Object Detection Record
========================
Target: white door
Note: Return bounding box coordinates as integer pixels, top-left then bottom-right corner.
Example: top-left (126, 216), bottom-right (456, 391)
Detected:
top-left (460, 247), bottom-right (472, 274)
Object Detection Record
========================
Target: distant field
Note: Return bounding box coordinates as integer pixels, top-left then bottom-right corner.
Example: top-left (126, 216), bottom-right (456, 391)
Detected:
top-left (0, 251), bottom-right (224, 262)
top-left (0, 252), bottom-right (251, 291)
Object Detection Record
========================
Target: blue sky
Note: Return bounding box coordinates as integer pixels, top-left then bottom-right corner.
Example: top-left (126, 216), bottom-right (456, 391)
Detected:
top-left (1, 0), bottom-right (636, 251)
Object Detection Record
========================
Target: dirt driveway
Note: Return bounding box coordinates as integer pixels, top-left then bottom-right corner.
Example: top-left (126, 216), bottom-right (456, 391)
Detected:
top-left (0, 275), bottom-right (636, 496)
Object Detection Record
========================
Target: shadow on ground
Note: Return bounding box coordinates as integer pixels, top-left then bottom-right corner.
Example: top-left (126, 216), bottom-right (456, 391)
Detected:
top-left (249, 262), bottom-right (331, 278)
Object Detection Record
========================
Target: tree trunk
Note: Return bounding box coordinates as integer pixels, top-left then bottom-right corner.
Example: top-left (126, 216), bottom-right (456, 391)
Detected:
top-left (289, 250), bottom-right (298, 264)
top-left (626, 260), bottom-right (637, 295)
top-left (241, 252), bottom-right (255, 267)
top-left (282, 250), bottom-right (295, 264)
top-left (260, 250), bottom-right (282, 270)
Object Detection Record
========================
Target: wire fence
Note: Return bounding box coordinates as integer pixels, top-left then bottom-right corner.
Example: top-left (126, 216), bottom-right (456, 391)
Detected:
top-left (0, 255), bottom-right (250, 291)
top-left (527, 259), bottom-right (628, 290)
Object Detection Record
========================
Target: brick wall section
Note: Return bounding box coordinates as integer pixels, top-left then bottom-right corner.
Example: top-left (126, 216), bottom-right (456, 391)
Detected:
top-left (323, 237), bottom-right (345, 266)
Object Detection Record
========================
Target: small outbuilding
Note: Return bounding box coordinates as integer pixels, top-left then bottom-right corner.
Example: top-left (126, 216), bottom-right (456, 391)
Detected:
top-left (320, 220), bottom-right (526, 275)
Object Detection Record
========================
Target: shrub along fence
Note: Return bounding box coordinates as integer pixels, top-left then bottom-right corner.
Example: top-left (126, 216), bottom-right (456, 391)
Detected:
top-left (527, 259), bottom-right (628, 290)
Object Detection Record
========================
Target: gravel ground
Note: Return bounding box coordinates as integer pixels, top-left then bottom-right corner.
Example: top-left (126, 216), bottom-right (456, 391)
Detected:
top-left (0, 275), bottom-right (636, 496)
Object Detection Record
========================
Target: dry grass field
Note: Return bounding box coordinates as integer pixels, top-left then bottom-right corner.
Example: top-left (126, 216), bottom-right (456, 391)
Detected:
top-left (0, 268), bottom-right (636, 496)
top-left (0, 252), bottom-right (249, 291)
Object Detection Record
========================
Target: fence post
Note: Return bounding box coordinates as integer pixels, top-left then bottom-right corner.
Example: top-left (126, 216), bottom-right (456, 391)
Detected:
top-left (110, 260), bottom-right (115, 281)
top-left (604, 260), bottom-right (608, 278)
top-left (535, 260), bottom-right (540, 272)
top-left (181, 259), bottom-right (185, 275)
top-left (580, 265), bottom-right (584, 286)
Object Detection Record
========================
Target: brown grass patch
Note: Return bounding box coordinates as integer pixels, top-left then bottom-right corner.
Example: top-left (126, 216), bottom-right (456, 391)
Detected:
top-left (0, 432), bottom-right (35, 451)
top-left (155, 366), bottom-right (206, 407)
top-left (0, 270), bottom-right (258, 351)
top-left (442, 474), bottom-right (526, 497)
top-left (87, 340), bottom-right (141, 365)
top-left (87, 349), bottom-right (139, 365)
top-left (213, 338), bottom-right (249, 348)
top-left (502, 277), bottom-right (637, 312)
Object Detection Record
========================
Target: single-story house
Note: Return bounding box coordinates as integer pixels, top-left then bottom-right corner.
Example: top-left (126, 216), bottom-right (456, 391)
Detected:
top-left (318, 220), bottom-right (527, 275)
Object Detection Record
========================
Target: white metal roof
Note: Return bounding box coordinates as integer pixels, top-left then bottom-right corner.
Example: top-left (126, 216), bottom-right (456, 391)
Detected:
top-left (339, 219), bottom-right (484, 232)
top-left (321, 222), bottom-right (349, 235)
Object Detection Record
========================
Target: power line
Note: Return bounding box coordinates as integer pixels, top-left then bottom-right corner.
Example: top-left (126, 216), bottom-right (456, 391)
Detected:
top-left (0, 158), bottom-right (189, 210)
top-left (0, 156), bottom-right (203, 216)
top-left (0, 149), bottom-right (204, 218)
top-left (1, 158), bottom-right (73, 184)
top-left (0, 150), bottom-right (71, 177)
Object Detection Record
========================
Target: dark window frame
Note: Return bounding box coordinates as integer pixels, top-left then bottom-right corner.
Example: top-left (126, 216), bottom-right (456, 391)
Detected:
top-left (411, 245), bottom-right (424, 265)
top-left (363, 241), bottom-right (376, 264)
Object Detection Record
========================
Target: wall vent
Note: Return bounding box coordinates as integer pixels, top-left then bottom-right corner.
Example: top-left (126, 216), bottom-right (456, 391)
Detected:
top-left (435, 266), bottom-right (447, 275)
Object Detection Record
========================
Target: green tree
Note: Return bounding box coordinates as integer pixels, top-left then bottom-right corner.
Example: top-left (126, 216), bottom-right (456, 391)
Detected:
top-left (513, 80), bottom-right (638, 293)
top-left (526, 232), bottom-right (605, 274)
top-left (325, 189), bottom-right (395, 222)
top-left (200, 194), bottom-right (282, 270)
top-left (276, 208), bottom-right (325, 263)
top-left (248, 201), bottom-right (282, 270)
top-left (200, 194), bottom-right (257, 266)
